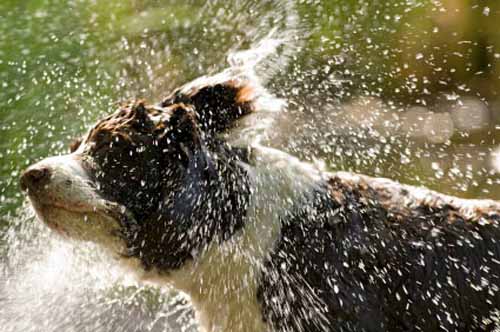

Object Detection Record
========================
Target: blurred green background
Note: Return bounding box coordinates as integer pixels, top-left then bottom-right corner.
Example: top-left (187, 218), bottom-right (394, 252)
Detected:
top-left (1, 0), bottom-right (500, 224)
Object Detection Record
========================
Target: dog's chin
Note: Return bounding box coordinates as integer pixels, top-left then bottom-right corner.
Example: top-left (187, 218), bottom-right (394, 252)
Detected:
top-left (28, 197), bottom-right (127, 252)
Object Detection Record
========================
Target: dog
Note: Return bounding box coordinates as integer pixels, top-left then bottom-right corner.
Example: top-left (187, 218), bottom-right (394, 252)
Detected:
top-left (21, 68), bottom-right (500, 332)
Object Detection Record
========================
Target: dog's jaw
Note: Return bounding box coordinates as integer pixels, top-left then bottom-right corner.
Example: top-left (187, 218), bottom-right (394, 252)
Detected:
top-left (21, 152), bottom-right (132, 254)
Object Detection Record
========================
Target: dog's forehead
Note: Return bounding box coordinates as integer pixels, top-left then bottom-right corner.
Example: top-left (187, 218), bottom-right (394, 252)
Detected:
top-left (72, 103), bottom-right (198, 159)
top-left (99, 103), bottom-right (191, 130)
top-left (93, 103), bottom-right (160, 132)
top-left (82, 103), bottom-right (180, 143)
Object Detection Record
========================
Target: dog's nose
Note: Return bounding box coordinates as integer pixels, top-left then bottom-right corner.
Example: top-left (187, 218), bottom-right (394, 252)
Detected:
top-left (20, 166), bottom-right (51, 192)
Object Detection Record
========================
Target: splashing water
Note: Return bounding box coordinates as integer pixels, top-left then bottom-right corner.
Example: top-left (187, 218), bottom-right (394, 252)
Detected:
top-left (0, 2), bottom-right (301, 331)
top-left (0, 204), bottom-right (198, 332)
top-left (1, 0), bottom-right (500, 331)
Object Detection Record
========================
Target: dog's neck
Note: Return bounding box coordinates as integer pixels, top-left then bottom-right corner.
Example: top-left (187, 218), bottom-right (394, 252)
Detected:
top-left (167, 145), bottom-right (326, 332)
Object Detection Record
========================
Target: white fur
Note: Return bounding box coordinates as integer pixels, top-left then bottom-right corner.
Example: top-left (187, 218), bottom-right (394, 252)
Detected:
top-left (25, 153), bottom-right (128, 252)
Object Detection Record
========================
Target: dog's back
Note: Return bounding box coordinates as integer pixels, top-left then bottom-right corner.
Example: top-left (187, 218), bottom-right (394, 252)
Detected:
top-left (256, 167), bottom-right (500, 332)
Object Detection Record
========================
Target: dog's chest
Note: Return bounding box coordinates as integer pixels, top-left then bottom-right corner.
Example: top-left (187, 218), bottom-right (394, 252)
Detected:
top-left (173, 156), bottom-right (319, 331)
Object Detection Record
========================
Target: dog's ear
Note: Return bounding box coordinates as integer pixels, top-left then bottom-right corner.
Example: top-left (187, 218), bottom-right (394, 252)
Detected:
top-left (161, 78), bottom-right (256, 135)
top-left (160, 104), bottom-right (215, 174)
top-left (163, 104), bottom-right (202, 152)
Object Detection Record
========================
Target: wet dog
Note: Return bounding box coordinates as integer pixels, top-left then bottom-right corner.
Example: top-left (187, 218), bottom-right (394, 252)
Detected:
top-left (21, 69), bottom-right (500, 332)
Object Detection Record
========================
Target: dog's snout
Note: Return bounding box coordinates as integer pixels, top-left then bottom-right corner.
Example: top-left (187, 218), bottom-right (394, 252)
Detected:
top-left (20, 166), bottom-right (52, 191)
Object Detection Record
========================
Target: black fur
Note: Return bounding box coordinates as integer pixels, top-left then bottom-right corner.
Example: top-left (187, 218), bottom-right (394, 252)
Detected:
top-left (124, 141), bottom-right (251, 271)
top-left (161, 82), bottom-right (253, 135)
top-left (83, 101), bottom-right (251, 271)
top-left (258, 179), bottom-right (500, 332)
top-left (84, 102), bottom-right (166, 221)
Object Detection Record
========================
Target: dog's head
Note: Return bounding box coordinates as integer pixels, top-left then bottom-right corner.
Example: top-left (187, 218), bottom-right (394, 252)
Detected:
top-left (20, 76), bottom-right (261, 270)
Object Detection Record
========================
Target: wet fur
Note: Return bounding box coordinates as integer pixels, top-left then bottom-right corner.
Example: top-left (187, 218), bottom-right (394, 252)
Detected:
top-left (23, 71), bottom-right (500, 332)
top-left (259, 174), bottom-right (500, 332)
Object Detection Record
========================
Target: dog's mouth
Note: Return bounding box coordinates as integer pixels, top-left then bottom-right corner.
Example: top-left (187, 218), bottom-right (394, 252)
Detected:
top-left (28, 195), bottom-right (130, 241)
top-left (30, 202), bottom-right (72, 237)
top-left (20, 153), bottom-right (135, 251)
top-left (28, 191), bottom-right (129, 222)
top-left (28, 198), bottom-right (137, 259)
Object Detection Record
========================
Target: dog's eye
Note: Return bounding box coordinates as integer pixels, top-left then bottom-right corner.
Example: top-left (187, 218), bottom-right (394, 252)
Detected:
top-left (69, 137), bottom-right (82, 153)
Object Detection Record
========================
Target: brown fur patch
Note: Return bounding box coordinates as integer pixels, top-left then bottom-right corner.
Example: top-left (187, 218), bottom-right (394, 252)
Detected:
top-left (235, 83), bottom-right (255, 103)
top-left (328, 172), bottom-right (500, 224)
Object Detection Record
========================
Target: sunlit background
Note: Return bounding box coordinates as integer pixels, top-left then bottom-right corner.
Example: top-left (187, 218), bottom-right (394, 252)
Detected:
top-left (1, 0), bottom-right (500, 331)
